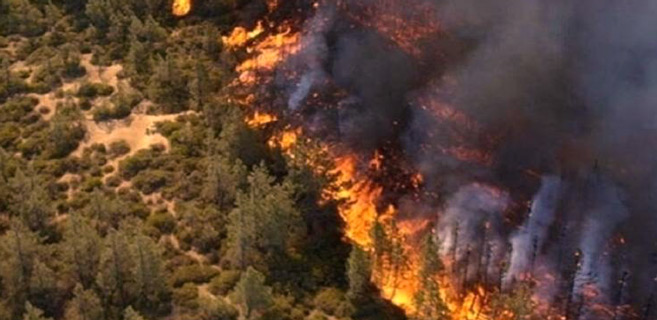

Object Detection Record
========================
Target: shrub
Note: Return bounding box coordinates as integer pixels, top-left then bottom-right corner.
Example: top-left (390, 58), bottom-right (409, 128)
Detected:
top-left (171, 264), bottom-right (220, 288)
top-left (92, 101), bottom-right (130, 122)
top-left (118, 151), bottom-right (153, 179)
top-left (147, 210), bottom-right (176, 235)
top-left (0, 123), bottom-right (20, 149)
top-left (132, 169), bottom-right (169, 194)
top-left (0, 96), bottom-right (38, 122)
top-left (307, 313), bottom-right (328, 320)
top-left (208, 270), bottom-right (242, 296)
top-left (47, 121), bottom-right (85, 159)
top-left (199, 297), bottom-right (238, 320)
top-left (172, 283), bottom-right (199, 310)
top-left (77, 82), bottom-right (114, 98)
top-left (108, 140), bottom-right (131, 158)
top-left (82, 177), bottom-right (103, 192)
top-left (102, 165), bottom-right (114, 174)
top-left (105, 175), bottom-right (122, 188)
top-left (78, 97), bottom-right (92, 110)
top-left (313, 288), bottom-right (347, 316)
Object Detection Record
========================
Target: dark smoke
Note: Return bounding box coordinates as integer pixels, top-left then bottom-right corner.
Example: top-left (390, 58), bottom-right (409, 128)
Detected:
top-left (276, 0), bottom-right (657, 317)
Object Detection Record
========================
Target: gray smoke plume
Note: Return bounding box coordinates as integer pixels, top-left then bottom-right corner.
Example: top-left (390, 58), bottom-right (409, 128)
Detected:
top-left (436, 183), bottom-right (509, 280)
top-left (574, 175), bottom-right (629, 304)
top-left (285, 4), bottom-right (335, 110)
top-left (276, 0), bottom-right (657, 313)
top-left (506, 176), bottom-right (563, 285)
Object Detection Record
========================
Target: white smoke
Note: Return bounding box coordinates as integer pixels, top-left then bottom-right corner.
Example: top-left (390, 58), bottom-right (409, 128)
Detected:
top-left (574, 175), bottom-right (629, 307)
top-left (437, 183), bottom-right (509, 279)
top-left (505, 176), bottom-right (563, 285)
top-left (286, 4), bottom-right (335, 110)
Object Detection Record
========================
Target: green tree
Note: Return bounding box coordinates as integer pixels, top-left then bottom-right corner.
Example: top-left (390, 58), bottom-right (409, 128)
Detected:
top-left (84, 190), bottom-right (125, 234)
top-left (147, 55), bottom-right (190, 113)
top-left (8, 167), bottom-right (54, 233)
top-left (131, 233), bottom-right (170, 315)
top-left (22, 302), bottom-right (51, 320)
top-left (28, 259), bottom-right (60, 316)
top-left (96, 229), bottom-right (136, 315)
top-left (4, 0), bottom-right (45, 36)
top-left (189, 60), bottom-right (216, 111)
top-left (123, 306), bottom-right (145, 320)
top-left (202, 136), bottom-right (247, 211)
top-left (413, 234), bottom-right (448, 320)
top-left (346, 246), bottom-right (372, 302)
top-left (125, 39), bottom-right (152, 85)
top-left (489, 283), bottom-right (536, 320)
top-left (0, 221), bottom-right (39, 318)
top-left (63, 213), bottom-right (102, 288)
top-left (229, 267), bottom-right (273, 319)
top-left (64, 284), bottom-right (104, 320)
top-left (387, 220), bottom-right (409, 301)
top-left (85, 0), bottom-right (113, 32)
top-left (224, 165), bottom-right (304, 270)
top-left (370, 220), bottom-right (390, 284)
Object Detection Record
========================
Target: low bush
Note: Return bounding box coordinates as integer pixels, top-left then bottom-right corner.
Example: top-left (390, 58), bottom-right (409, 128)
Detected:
top-left (147, 210), bottom-right (176, 235)
top-left (132, 169), bottom-right (169, 194)
top-left (108, 140), bottom-right (131, 158)
top-left (171, 264), bottom-right (220, 288)
top-left (172, 283), bottom-right (199, 310)
top-left (208, 270), bottom-right (242, 296)
top-left (313, 288), bottom-right (347, 316)
top-left (77, 82), bottom-right (114, 98)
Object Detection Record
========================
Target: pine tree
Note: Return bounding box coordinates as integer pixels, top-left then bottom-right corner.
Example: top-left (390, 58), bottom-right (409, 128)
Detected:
top-left (370, 219), bottom-right (390, 283)
top-left (229, 267), bottom-right (273, 319)
top-left (489, 282), bottom-right (536, 320)
top-left (96, 229), bottom-right (136, 315)
top-left (201, 135), bottom-right (247, 210)
top-left (224, 165), bottom-right (303, 269)
top-left (22, 302), bottom-right (51, 320)
top-left (85, 0), bottom-right (112, 32)
top-left (28, 259), bottom-right (60, 316)
top-left (123, 306), bottom-right (146, 320)
top-left (8, 167), bottom-right (54, 233)
top-left (225, 197), bottom-right (256, 270)
top-left (414, 234), bottom-right (448, 320)
top-left (189, 60), bottom-right (211, 111)
top-left (147, 55), bottom-right (190, 113)
top-left (387, 220), bottom-right (408, 300)
top-left (347, 246), bottom-right (372, 302)
top-left (84, 190), bottom-right (124, 234)
top-left (0, 220), bottom-right (39, 318)
top-left (64, 284), bottom-right (104, 320)
top-left (132, 233), bottom-right (170, 315)
top-left (63, 213), bottom-right (102, 288)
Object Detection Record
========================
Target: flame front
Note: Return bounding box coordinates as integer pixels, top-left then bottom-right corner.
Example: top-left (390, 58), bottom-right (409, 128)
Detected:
top-left (221, 8), bottom-right (548, 320)
top-left (172, 0), bottom-right (191, 16)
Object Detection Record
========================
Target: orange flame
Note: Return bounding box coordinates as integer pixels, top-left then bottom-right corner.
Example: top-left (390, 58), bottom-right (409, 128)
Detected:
top-left (246, 111), bottom-right (278, 127)
top-left (222, 22), bottom-right (265, 49)
top-left (234, 24), bottom-right (301, 84)
top-left (172, 0), bottom-right (191, 16)
top-left (268, 127), bottom-right (302, 151)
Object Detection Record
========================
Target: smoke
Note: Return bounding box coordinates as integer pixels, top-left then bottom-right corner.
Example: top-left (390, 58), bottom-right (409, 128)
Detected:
top-left (275, 0), bottom-right (657, 313)
top-left (436, 183), bottom-right (509, 282)
top-left (285, 5), bottom-right (334, 111)
top-left (506, 176), bottom-right (563, 285)
top-left (574, 175), bottom-right (629, 302)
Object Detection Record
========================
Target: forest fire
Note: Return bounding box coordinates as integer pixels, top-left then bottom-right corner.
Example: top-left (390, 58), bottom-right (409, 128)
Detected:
top-left (172, 0), bottom-right (191, 16)
top-left (246, 111), bottom-right (277, 127)
top-left (222, 0), bottom-right (657, 319)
